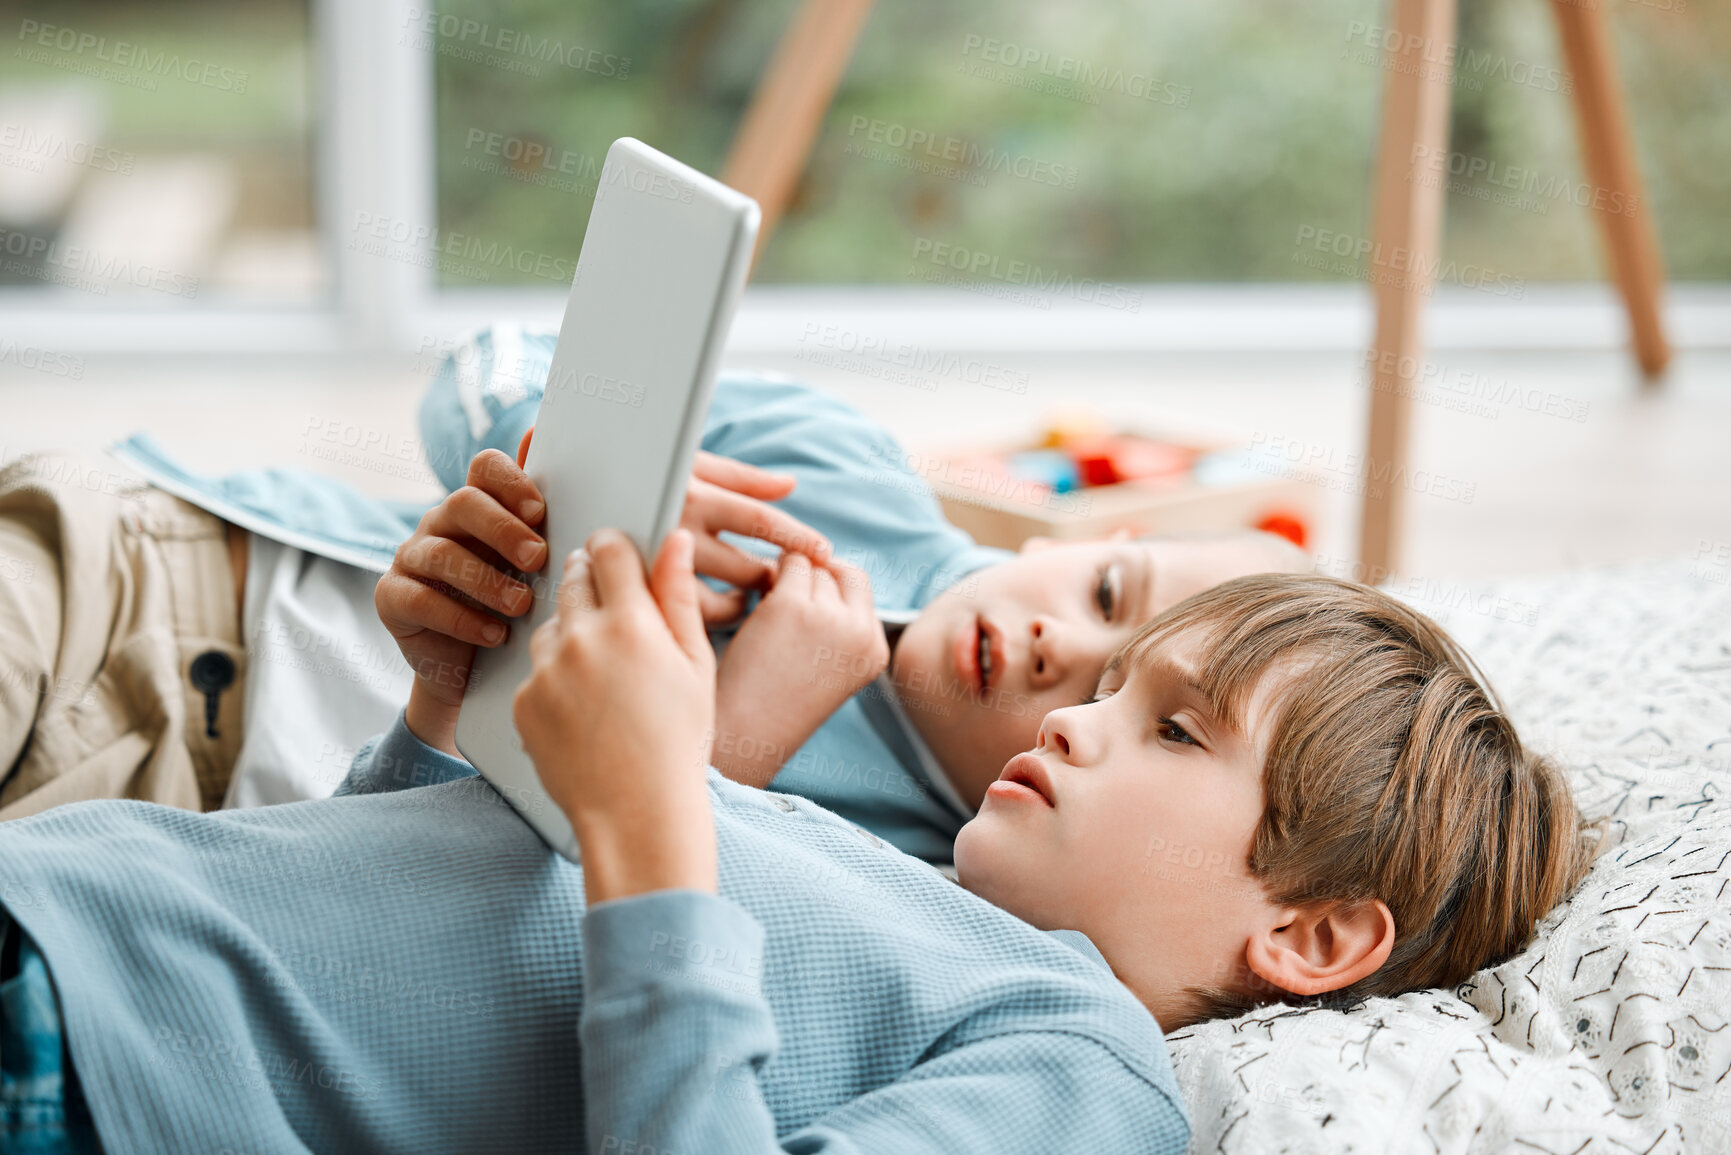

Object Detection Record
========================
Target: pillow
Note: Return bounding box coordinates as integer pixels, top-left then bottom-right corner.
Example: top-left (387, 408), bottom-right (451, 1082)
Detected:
top-left (1166, 558), bottom-right (1731, 1152)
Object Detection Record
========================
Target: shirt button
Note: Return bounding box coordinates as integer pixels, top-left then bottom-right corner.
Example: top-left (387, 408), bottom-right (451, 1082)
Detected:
top-left (851, 825), bottom-right (883, 848)
top-left (770, 795), bottom-right (796, 812)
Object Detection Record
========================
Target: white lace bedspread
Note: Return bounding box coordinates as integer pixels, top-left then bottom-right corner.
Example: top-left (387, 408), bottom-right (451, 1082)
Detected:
top-left (1166, 557), bottom-right (1731, 1154)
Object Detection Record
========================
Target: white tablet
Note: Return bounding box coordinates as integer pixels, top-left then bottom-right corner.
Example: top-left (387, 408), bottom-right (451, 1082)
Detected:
top-left (454, 137), bottom-right (760, 860)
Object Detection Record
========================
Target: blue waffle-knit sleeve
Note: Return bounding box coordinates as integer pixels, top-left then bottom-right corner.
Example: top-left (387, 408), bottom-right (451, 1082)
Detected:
top-left (334, 709), bottom-right (477, 796)
top-left (580, 889), bottom-right (1188, 1153)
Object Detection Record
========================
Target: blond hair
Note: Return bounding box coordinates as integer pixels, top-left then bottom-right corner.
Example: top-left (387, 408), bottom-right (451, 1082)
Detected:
top-left (1121, 574), bottom-right (1600, 1024)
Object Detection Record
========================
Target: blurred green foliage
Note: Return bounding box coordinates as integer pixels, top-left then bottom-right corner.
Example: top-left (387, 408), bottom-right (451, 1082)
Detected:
top-left (1, 0), bottom-right (311, 143)
top-left (432, 0), bottom-right (1729, 288)
top-left (0, 0), bottom-right (316, 237)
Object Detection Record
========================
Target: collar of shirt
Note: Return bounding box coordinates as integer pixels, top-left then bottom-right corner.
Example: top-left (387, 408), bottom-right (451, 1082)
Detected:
top-left (855, 661), bottom-right (978, 826)
top-left (1045, 928), bottom-right (1115, 975)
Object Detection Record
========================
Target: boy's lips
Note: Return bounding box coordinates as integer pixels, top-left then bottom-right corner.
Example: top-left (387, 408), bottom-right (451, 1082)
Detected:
top-left (991, 751), bottom-right (1056, 807)
top-left (954, 614), bottom-right (1006, 695)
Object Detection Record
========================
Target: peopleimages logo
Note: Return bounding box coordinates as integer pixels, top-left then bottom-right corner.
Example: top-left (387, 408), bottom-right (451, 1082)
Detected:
top-left (1291, 225), bottom-right (1525, 299)
top-left (844, 116), bottom-right (1079, 189)
top-left (347, 212), bottom-right (575, 284)
top-left (797, 322), bottom-right (1030, 395)
top-left (1341, 21), bottom-right (1572, 96)
top-left (0, 227), bottom-right (199, 297)
top-left (1410, 145), bottom-right (1639, 217)
top-left (596, 158), bottom-right (694, 204)
top-left (1246, 431), bottom-right (1478, 505)
top-left (461, 129), bottom-right (601, 195)
top-left (399, 9), bottom-right (630, 79)
top-left (16, 20), bottom-right (249, 92)
top-left (0, 123), bottom-right (134, 174)
top-left (958, 34), bottom-right (1192, 108)
top-left (0, 338), bottom-right (84, 379)
top-left (909, 237), bottom-right (1143, 312)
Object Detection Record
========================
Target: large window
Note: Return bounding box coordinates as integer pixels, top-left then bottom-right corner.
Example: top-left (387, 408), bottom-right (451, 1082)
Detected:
top-left (0, 0), bottom-right (322, 305)
top-left (432, 0), bottom-right (1731, 291)
top-left (1, 0), bottom-right (1723, 349)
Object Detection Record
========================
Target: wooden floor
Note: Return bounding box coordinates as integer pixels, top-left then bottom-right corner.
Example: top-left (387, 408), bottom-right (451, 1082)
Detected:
top-left (3, 345), bottom-right (1727, 583)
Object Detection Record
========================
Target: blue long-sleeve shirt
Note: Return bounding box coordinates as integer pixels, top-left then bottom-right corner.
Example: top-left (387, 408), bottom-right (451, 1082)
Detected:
top-left (106, 326), bottom-right (1014, 859)
top-left (0, 711), bottom-right (1187, 1152)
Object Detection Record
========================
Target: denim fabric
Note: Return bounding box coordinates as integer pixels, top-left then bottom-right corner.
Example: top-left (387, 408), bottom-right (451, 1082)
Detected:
top-left (0, 910), bottom-right (102, 1154)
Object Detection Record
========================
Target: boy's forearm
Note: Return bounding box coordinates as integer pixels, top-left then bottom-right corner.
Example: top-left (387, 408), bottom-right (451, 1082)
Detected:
top-left (572, 791), bottom-right (718, 906)
top-left (709, 698), bottom-right (820, 790)
top-left (707, 732), bottom-right (789, 790)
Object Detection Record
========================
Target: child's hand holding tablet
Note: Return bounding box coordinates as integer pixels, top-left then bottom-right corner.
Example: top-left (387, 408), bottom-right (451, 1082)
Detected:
top-left (511, 528), bottom-right (721, 901)
top-left (374, 441), bottom-right (833, 755)
top-left (376, 138), bottom-right (774, 860)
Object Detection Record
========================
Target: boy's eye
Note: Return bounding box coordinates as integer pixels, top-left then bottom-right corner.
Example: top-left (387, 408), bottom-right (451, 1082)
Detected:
top-left (1080, 676), bottom-right (1121, 706)
top-left (1094, 565), bottom-right (1116, 620)
top-left (1157, 716), bottom-right (1198, 746)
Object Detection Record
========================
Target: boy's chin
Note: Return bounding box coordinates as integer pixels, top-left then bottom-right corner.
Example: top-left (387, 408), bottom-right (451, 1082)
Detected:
top-left (953, 818), bottom-right (1033, 909)
top-left (951, 820), bottom-right (991, 886)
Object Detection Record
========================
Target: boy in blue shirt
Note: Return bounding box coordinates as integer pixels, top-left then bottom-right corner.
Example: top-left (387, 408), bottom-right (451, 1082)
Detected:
top-left (390, 326), bottom-right (1306, 861)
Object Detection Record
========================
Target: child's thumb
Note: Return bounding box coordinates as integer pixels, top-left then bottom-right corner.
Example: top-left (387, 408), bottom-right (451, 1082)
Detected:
top-left (651, 529), bottom-right (708, 662)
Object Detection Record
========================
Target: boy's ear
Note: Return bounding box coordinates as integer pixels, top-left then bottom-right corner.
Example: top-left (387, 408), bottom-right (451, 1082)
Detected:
top-left (1244, 899), bottom-right (1395, 998)
top-left (516, 426), bottom-right (534, 469)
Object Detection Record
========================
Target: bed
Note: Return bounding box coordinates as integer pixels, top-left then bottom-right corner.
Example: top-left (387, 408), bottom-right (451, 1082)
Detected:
top-left (1164, 557), bottom-right (1731, 1153)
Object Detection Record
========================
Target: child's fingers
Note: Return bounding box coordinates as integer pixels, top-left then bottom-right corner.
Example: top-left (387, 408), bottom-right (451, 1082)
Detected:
top-left (465, 448), bottom-right (546, 528)
top-left (423, 486), bottom-right (547, 578)
top-left (527, 614), bottom-right (559, 668)
top-left (396, 531), bottom-right (533, 617)
top-left (376, 571), bottom-right (508, 648)
top-left (692, 451), bottom-right (797, 501)
top-left (691, 533), bottom-right (775, 591)
top-left (827, 558), bottom-right (875, 610)
top-left (649, 529), bottom-right (709, 662)
top-left (699, 484), bottom-right (832, 562)
top-left (811, 564), bottom-right (842, 606)
top-left (767, 550), bottom-right (813, 601)
top-left (555, 548), bottom-right (598, 626)
top-left (583, 529), bottom-right (651, 614)
top-left (698, 584), bottom-right (750, 627)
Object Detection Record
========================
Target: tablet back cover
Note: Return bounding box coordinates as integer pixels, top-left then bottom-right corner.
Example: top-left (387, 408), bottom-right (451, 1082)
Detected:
top-left (453, 138), bottom-right (759, 859)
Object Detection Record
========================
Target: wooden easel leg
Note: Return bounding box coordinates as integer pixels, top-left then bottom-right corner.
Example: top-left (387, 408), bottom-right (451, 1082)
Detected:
top-left (1359, 0), bottom-right (1459, 582)
top-left (1549, 0), bottom-right (1671, 381)
top-left (720, 0), bottom-right (877, 269)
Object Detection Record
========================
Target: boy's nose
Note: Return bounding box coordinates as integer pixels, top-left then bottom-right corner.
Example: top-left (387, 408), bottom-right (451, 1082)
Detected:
top-left (1028, 618), bottom-right (1072, 690)
top-left (1031, 617), bottom-right (1118, 693)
